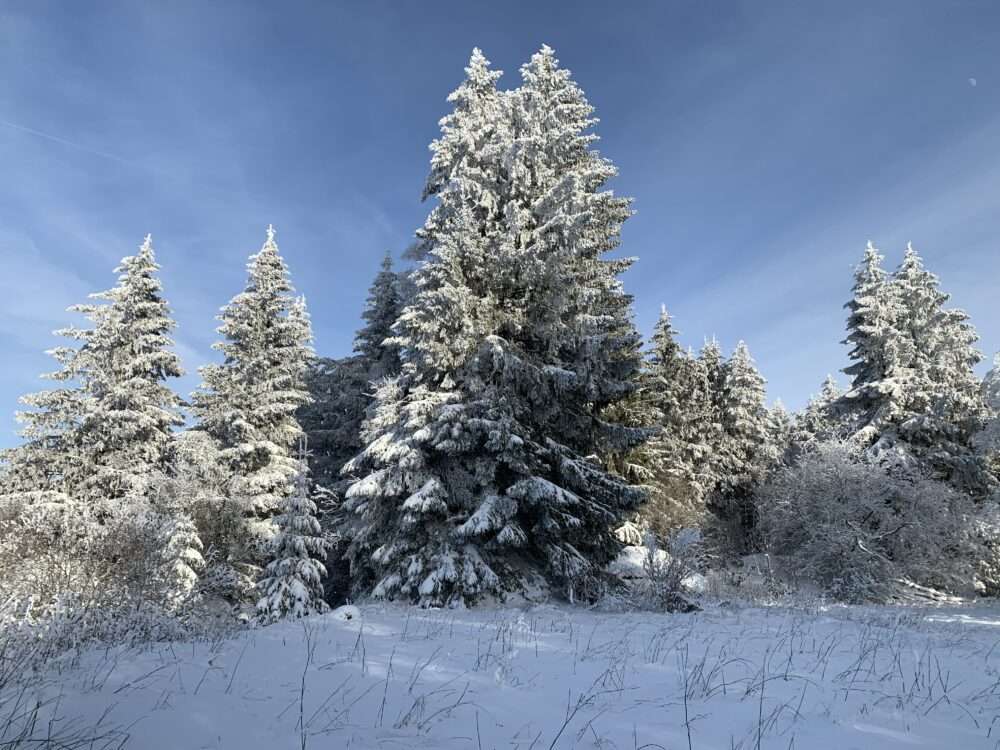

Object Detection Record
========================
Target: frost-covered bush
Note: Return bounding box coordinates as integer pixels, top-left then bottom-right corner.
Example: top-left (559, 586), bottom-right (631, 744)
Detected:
top-left (0, 495), bottom-right (206, 640)
top-left (188, 491), bottom-right (260, 603)
top-left (757, 441), bottom-right (979, 602)
top-left (173, 430), bottom-right (259, 604)
top-left (608, 530), bottom-right (702, 612)
top-left (973, 502), bottom-right (1000, 597)
top-left (0, 593), bottom-right (199, 658)
top-left (977, 355), bottom-right (1000, 482)
top-left (106, 504), bottom-right (204, 612)
top-left (0, 501), bottom-right (110, 616)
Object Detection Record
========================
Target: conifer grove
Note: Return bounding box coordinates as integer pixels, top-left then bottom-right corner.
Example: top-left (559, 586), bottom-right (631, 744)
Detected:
top-left (1, 47), bottom-right (998, 630)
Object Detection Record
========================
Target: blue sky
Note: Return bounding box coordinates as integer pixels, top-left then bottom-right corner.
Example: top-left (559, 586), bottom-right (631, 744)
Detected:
top-left (1, 1), bottom-right (998, 446)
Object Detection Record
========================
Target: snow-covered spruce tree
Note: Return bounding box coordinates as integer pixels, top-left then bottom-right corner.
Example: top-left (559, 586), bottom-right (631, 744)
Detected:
top-left (836, 243), bottom-right (991, 492)
top-left (604, 342), bottom-right (664, 542)
top-left (512, 46), bottom-right (642, 430)
top-left (837, 242), bottom-right (895, 436)
top-left (699, 337), bottom-right (725, 396)
top-left (709, 341), bottom-right (776, 553)
top-left (769, 399), bottom-right (793, 465)
top-left (257, 451), bottom-right (328, 623)
top-left (2, 238), bottom-right (200, 616)
top-left (192, 226), bottom-right (314, 561)
top-left (984, 354), bottom-right (1000, 412)
top-left (482, 43), bottom-right (646, 590)
top-left (788, 375), bottom-right (845, 460)
top-left (159, 511), bottom-right (205, 609)
top-left (684, 349), bottom-right (720, 487)
top-left (355, 252), bottom-right (403, 382)
top-left (622, 308), bottom-right (713, 534)
top-left (3, 235), bottom-right (183, 507)
top-left (406, 47), bottom-right (507, 265)
top-left (977, 354), bottom-right (1000, 475)
top-left (344, 47), bottom-right (646, 606)
top-left (301, 253), bottom-right (404, 492)
top-left (343, 49), bottom-right (511, 604)
top-left (299, 254), bottom-right (405, 604)
top-left (876, 245), bottom-right (990, 492)
top-left (1, 343), bottom-right (89, 505)
top-left (697, 337), bottom-right (727, 473)
top-left (143, 477), bottom-right (206, 612)
top-left (73, 236), bottom-right (185, 502)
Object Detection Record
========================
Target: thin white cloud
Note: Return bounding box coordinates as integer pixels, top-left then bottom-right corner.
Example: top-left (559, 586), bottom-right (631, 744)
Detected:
top-left (0, 117), bottom-right (132, 165)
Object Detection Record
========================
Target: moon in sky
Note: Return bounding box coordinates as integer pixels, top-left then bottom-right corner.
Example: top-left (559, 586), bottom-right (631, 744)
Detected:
top-left (969, 77), bottom-right (977, 87)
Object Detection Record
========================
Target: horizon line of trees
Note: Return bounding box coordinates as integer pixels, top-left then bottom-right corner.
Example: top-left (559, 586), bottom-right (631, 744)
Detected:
top-left (1, 46), bottom-right (998, 629)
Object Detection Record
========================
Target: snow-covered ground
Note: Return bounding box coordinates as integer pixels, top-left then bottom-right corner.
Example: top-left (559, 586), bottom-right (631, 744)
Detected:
top-left (13, 601), bottom-right (1000, 749)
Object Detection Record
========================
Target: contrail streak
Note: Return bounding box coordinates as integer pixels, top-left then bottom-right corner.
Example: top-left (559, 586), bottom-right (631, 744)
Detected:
top-left (0, 117), bottom-right (131, 165)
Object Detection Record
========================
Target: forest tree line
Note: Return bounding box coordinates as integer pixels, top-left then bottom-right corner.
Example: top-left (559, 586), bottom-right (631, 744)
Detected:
top-left (1, 47), bottom-right (998, 635)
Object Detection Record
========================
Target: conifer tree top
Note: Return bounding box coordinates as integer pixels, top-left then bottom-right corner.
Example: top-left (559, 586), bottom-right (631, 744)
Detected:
top-left (701, 337), bottom-right (722, 357)
top-left (456, 48), bottom-right (502, 94)
top-left (819, 374), bottom-right (842, 397)
top-left (649, 306), bottom-right (682, 365)
top-left (983, 353), bottom-right (1000, 410)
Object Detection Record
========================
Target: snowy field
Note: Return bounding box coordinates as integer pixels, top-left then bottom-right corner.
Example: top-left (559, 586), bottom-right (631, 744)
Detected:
top-left (11, 601), bottom-right (1000, 749)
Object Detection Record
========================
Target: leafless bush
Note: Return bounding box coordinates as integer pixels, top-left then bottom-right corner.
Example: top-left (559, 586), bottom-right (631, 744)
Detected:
top-left (610, 530), bottom-right (703, 613)
top-left (973, 501), bottom-right (1000, 597)
top-left (757, 440), bottom-right (981, 602)
top-left (0, 499), bottom-right (226, 656)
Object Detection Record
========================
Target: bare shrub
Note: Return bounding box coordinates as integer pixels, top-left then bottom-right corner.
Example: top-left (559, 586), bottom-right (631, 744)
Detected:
top-left (0, 497), bottom-right (219, 653)
top-left (757, 440), bottom-right (980, 602)
top-left (608, 529), bottom-right (703, 612)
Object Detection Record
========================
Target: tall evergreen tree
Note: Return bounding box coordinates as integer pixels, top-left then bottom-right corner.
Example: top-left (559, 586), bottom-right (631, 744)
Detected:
top-left (711, 341), bottom-right (775, 550)
top-left (74, 236), bottom-right (185, 501)
top-left (354, 253), bottom-right (403, 382)
top-left (769, 399), bottom-right (793, 464)
top-left (685, 349), bottom-right (719, 489)
top-left (406, 48), bottom-right (507, 264)
top-left (718, 342), bottom-right (774, 484)
top-left (627, 308), bottom-right (713, 532)
top-left (299, 255), bottom-right (406, 605)
top-left (699, 338), bottom-right (725, 400)
top-left (300, 253), bottom-right (406, 490)
top-left (979, 354), bottom-right (1000, 474)
top-left (696, 337), bottom-right (726, 482)
top-left (192, 226), bottom-right (313, 551)
top-left (838, 242), bottom-right (895, 434)
top-left (879, 246), bottom-right (988, 490)
top-left (1, 237), bottom-right (200, 611)
top-left (2, 343), bottom-right (89, 504)
top-left (344, 50), bottom-right (512, 605)
top-left (836, 243), bottom-right (991, 493)
top-left (2, 236), bottom-right (183, 505)
top-left (344, 48), bottom-right (645, 606)
top-left (512, 46), bottom-right (641, 428)
top-left (790, 375), bottom-right (845, 457)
